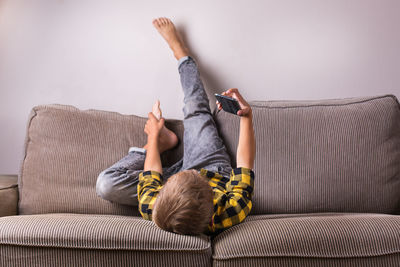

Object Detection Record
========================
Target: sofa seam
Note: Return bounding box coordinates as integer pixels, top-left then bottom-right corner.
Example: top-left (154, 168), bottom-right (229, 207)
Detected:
top-left (17, 107), bottom-right (38, 212)
top-left (0, 185), bottom-right (18, 190)
top-left (250, 94), bottom-right (399, 110)
top-left (0, 241), bottom-right (212, 252)
top-left (212, 250), bottom-right (400, 260)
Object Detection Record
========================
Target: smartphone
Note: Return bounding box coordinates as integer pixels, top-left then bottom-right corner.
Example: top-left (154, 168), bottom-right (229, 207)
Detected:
top-left (215, 93), bottom-right (241, 115)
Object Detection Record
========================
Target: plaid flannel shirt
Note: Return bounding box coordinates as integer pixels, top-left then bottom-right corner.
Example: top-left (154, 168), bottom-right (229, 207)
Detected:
top-left (137, 167), bottom-right (254, 235)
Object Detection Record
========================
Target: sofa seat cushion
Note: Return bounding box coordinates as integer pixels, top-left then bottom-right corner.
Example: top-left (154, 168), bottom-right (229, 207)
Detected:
top-left (212, 213), bottom-right (400, 266)
top-left (0, 213), bottom-right (210, 251)
top-left (0, 214), bottom-right (212, 267)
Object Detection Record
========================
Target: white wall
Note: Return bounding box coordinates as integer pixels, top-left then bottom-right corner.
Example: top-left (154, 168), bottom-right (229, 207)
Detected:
top-left (1, 0), bottom-right (399, 174)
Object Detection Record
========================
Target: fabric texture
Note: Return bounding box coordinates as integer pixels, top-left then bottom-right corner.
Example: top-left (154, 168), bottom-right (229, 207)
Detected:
top-left (215, 94), bottom-right (400, 215)
top-left (0, 175), bottom-right (18, 217)
top-left (18, 104), bottom-right (183, 215)
top-left (0, 213), bottom-right (211, 267)
top-left (213, 254), bottom-right (400, 267)
top-left (1, 246), bottom-right (212, 267)
top-left (137, 167), bottom-right (254, 234)
top-left (212, 213), bottom-right (400, 266)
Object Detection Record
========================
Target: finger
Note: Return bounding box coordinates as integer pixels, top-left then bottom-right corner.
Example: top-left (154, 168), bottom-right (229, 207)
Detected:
top-left (231, 91), bottom-right (248, 109)
top-left (231, 89), bottom-right (243, 100)
top-left (227, 88), bottom-right (238, 94)
top-left (148, 112), bottom-right (157, 121)
top-left (224, 88), bottom-right (237, 98)
top-left (232, 92), bottom-right (244, 105)
top-left (159, 118), bottom-right (165, 126)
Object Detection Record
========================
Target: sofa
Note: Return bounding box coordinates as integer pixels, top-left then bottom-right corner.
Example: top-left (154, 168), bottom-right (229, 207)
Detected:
top-left (1, 94), bottom-right (399, 266)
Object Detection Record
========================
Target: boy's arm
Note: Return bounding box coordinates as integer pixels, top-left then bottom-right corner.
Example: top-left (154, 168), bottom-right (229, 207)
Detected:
top-left (137, 170), bottom-right (163, 220)
top-left (209, 167), bottom-right (255, 232)
top-left (144, 138), bottom-right (163, 174)
top-left (143, 112), bottom-right (164, 174)
top-left (138, 112), bottom-right (165, 220)
top-left (236, 112), bottom-right (255, 169)
top-left (217, 88), bottom-right (255, 169)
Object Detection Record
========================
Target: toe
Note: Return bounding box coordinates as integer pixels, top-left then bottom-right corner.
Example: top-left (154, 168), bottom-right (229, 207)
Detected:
top-left (153, 18), bottom-right (161, 27)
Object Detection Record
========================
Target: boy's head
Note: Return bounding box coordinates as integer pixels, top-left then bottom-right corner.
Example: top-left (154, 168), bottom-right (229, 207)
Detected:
top-left (152, 169), bottom-right (213, 235)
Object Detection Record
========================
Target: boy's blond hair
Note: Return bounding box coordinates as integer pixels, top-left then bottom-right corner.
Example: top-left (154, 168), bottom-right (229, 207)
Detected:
top-left (152, 169), bottom-right (213, 235)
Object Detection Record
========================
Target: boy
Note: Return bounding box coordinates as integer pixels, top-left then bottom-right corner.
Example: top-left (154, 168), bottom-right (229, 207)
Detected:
top-left (96, 17), bottom-right (255, 235)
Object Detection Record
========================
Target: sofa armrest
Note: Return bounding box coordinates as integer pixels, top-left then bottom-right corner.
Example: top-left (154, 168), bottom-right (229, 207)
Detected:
top-left (0, 175), bottom-right (18, 217)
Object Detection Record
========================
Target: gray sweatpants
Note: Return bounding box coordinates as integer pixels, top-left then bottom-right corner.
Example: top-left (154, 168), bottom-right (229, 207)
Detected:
top-left (96, 56), bottom-right (232, 206)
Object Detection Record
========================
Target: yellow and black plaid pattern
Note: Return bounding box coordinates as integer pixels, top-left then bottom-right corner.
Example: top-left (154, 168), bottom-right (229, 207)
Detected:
top-left (137, 170), bottom-right (163, 220)
top-left (137, 167), bottom-right (255, 234)
top-left (201, 167), bottom-right (254, 234)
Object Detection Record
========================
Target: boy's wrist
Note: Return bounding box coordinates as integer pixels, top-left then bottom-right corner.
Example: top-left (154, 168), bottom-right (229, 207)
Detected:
top-left (147, 136), bottom-right (159, 147)
top-left (241, 108), bottom-right (253, 119)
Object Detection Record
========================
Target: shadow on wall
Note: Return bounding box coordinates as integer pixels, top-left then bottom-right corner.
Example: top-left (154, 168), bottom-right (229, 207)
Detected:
top-left (176, 24), bottom-right (223, 111)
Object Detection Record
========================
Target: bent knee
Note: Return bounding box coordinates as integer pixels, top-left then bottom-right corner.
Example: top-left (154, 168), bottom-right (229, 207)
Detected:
top-left (96, 171), bottom-right (115, 200)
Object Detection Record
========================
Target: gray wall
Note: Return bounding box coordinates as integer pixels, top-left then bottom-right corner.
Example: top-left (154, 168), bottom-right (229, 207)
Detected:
top-left (1, 0), bottom-right (399, 174)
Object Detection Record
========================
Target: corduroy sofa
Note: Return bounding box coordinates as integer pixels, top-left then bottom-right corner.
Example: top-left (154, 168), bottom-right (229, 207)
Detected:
top-left (1, 94), bottom-right (400, 266)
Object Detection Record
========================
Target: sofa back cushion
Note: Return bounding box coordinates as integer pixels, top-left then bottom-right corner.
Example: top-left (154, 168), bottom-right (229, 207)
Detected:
top-left (18, 104), bottom-right (183, 215)
top-left (215, 94), bottom-right (400, 215)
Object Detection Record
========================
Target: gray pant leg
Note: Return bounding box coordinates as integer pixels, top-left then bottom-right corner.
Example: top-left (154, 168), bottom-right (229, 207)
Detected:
top-left (96, 150), bottom-right (183, 206)
top-left (96, 151), bottom-right (145, 206)
top-left (178, 57), bottom-right (232, 177)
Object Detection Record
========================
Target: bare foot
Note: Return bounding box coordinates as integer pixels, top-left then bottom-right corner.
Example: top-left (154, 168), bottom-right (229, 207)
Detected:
top-left (152, 17), bottom-right (190, 60)
top-left (151, 100), bottom-right (178, 153)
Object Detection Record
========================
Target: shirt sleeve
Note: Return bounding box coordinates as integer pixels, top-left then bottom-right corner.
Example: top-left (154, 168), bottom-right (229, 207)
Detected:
top-left (137, 170), bottom-right (163, 220)
top-left (213, 167), bottom-right (255, 230)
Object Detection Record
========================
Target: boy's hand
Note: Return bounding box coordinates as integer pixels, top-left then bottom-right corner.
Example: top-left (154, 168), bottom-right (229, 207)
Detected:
top-left (216, 88), bottom-right (252, 117)
top-left (144, 112), bottom-right (164, 140)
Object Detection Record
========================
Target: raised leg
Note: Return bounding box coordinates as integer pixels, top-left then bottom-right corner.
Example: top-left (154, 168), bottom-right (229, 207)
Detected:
top-left (153, 18), bottom-right (232, 176)
top-left (153, 17), bottom-right (232, 176)
top-left (179, 57), bottom-right (232, 176)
